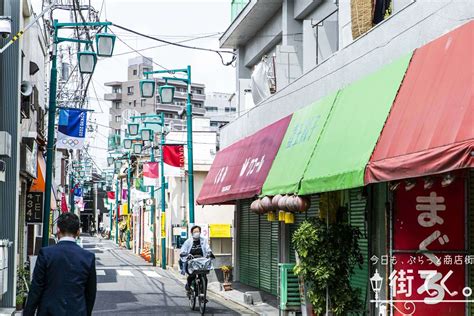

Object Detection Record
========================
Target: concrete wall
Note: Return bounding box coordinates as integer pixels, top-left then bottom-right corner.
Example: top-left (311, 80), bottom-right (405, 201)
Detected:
top-left (221, 0), bottom-right (474, 148)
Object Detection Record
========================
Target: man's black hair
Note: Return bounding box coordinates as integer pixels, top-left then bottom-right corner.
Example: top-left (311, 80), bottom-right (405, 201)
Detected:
top-left (57, 213), bottom-right (80, 235)
top-left (190, 225), bottom-right (201, 233)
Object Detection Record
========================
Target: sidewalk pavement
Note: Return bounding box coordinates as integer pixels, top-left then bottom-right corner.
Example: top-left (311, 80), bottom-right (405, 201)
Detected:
top-left (168, 267), bottom-right (279, 316)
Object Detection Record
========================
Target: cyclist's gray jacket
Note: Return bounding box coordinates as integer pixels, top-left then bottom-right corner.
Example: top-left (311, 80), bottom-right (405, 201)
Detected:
top-left (180, 237), bottom-right (211, 261)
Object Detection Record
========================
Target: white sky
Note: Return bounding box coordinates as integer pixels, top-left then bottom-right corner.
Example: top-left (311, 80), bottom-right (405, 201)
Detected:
top-left (32, 1), bottom-right (236, 169)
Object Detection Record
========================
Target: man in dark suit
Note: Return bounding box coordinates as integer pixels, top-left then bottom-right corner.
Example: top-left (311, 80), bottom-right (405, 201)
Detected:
top-left (24, 213), bottom-right (97, 316)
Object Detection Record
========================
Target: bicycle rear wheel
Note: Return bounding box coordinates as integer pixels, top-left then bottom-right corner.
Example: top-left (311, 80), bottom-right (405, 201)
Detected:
top-left (198, 275), bottom-right (207, 315)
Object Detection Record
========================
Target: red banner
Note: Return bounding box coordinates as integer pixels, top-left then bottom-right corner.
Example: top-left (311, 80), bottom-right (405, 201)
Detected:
top-left (163, 145), bottom-right (184, 167)
top-left (392, 174), bottom-right (466, 315)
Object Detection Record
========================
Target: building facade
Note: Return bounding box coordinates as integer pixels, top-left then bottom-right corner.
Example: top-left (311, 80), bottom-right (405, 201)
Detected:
top-left (105, 56), bottom-right (207, 148)
top-left (204, 92), bottom-right (237, 131)
top-left (196, 1), bottom-right (474, 315)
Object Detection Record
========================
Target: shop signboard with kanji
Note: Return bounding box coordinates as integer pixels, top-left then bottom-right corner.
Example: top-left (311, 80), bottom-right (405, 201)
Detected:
top-left (391, 174), bottom-right (467, 315)
top-left (26, 192), bottom-right (43, 224)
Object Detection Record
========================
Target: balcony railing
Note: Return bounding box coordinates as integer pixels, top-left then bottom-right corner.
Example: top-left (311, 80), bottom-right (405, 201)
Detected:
top-left (104, 93), bottom-right (122, 101)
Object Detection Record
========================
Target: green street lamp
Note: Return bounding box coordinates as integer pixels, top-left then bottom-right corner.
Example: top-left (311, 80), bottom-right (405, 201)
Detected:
top-left (128, 123), bottom-right (140, 136)
top-left (95, 28), bottom-right (116, 57)
top-left (77, 49), bottom-right (97, 74)
top-left (124, 138), bottom-right (133, 150)
top-left (114, 160), bottom-right (122, 170)
top-left (140, 79), bottom-right (155, 98)
top-left (132, 143), bottom-right (143, 155)
top-left (140, 128), bottom-right (153, 142)
top-left (107, 156), bottom-right (114, 166)
top-left (159, 84), bottom-right (175, 104)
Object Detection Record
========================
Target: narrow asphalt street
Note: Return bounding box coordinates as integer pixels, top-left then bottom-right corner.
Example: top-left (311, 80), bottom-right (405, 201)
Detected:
top-left (82, 236), bottom-right (254, 315)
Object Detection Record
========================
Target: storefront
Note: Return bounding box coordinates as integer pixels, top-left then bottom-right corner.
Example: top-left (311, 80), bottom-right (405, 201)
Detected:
top-left (198, 20), bottom-right (473, 313)
top-left (197, 116), bottom-right (291, 294)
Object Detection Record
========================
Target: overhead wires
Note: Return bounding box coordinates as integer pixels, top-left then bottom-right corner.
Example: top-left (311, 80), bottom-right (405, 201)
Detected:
top-left (111, 23), bottom-right (236, 66)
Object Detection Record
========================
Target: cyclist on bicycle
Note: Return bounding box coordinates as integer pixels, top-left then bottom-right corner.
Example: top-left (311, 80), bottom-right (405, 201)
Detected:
top-left (180, 225), bottom-right (215, 294)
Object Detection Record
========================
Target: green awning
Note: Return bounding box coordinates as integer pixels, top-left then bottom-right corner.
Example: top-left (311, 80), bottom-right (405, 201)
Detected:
top-left (261, 92), bottom-right (337, 196)
top-left (299, 53), bottom-right (412, 194)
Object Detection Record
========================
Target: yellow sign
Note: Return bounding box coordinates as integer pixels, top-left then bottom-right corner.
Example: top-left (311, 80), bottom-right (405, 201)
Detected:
top-left (209, 224), bottom-right (231, 238)
top-left (121, 203), bottom-right (129, 215)
top-left (161, 213), bottom-right (166, 238)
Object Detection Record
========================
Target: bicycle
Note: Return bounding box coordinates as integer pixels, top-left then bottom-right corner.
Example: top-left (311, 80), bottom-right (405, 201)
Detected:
top-left (185, 255), bottom-right (213, 315)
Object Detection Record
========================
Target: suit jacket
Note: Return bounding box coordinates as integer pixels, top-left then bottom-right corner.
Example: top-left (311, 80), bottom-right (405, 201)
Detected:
top-left (24, 240), bottom-right (97, 316)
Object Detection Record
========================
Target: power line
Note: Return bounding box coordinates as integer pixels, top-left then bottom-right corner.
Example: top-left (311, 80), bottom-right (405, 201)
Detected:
top-left (112, 32), bottom-right (222, 57)
top-left (111, 23), bottom-right (236, 66)
top-left (110, 29), bottom-right (172, 72)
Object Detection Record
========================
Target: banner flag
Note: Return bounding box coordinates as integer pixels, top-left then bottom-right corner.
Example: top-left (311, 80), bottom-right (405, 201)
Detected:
top-left (143, 162), bottom-right (160, 187)
top-left (73, 187), bottom-right (84, 208)
top-left (57, 108), bottom-right (88, 149)
top-left (60, 193), bottom-right (68, 213)
top-left (107, 191), bottom-right (115, 204)
top-left (163, 145), bottom-right (184, 177)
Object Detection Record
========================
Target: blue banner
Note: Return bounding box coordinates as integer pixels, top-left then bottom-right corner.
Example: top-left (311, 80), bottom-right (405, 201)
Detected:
top-left (57, 108), bottom-right (88, 149)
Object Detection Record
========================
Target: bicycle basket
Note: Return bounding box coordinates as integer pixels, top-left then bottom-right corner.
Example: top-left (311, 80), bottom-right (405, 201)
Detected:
top-left (187, 257), bottom-right (213, 274)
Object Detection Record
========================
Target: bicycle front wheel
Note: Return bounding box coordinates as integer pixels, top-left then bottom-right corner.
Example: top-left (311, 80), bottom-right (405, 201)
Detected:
top-left (189, 281), bottom-right (196, 310)
top-left (198, 275), bottom-right (207, 315)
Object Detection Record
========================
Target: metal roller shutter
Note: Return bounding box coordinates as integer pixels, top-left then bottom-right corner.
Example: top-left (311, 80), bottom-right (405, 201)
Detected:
top-left (349, 188), bottom-right (369, 309)
top-left (239, 200), bottom-right (251, 285)
top-left (270, 220), bottom-right (279, 295)
top-left (239, 199), bottom-right (279, 295)
top-left (259, 219), bottom-right (272, 292)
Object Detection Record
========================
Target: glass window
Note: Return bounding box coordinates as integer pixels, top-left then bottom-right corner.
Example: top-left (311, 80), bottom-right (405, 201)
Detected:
top-left (114, 129), bottom-right (121, 135)
top-left (112, 86), bottom-right (121, 93)
top-left (114, 102), bottom-right (121, 109)
top-left (127, 86), bottom-right (134, 95)
top-left (115, 115), bottom-right (121, 123)
top-left (133, 69), bottom-right (137, 75)
top-left (133, 100), bottom-right (137, 107)
top-left (141, 99), bottom-right (146, 107)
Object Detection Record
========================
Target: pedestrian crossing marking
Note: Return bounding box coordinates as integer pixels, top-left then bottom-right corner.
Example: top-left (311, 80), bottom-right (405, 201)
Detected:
top-left (96, 270), bottom-right (106, 276)
top-left (117, 270), bottom-right (134, 276)
top-left (143, 270), bottom-right (161, 278)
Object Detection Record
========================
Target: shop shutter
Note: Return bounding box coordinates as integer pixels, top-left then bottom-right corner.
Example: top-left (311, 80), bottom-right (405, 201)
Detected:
top-left (270, 220), bottom-right (279, 295)
top-left (349, 188), bottom-right (369, 310)
top-left (470, 169), bottom-right (474, 316)
top-left (259, 219), bottom-right (273, 293)
top-left (239, 200), bottom-right (251, 285)
top-left (247, 206), bottom-right (260, 288)
top-left (289, 195), bottom-right (321, 263)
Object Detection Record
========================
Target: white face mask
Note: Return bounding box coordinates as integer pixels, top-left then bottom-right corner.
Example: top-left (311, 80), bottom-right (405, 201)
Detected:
top-left (192, 232), bottom-right (200, 239)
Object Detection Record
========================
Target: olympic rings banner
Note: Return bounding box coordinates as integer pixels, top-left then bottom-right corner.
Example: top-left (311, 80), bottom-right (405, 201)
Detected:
top-left (57, 108), bottom-right (88, 149)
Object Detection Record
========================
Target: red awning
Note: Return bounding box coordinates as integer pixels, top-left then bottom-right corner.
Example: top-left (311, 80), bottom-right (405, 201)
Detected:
top-left (197, 116), bottom-right (292, 205)
top-left (366, 21), bottom-right (474, 183)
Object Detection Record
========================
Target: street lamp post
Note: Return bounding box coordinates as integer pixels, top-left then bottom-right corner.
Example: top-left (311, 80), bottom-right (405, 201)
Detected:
top-left (130, 113), bottom-right (167, 268)
top-left (140, 67), bottom-right (195, 224)
top-left (42, 19), bottom-right (114, 247)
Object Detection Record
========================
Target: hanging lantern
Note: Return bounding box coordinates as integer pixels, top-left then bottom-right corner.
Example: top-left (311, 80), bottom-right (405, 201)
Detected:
top-left (267, 211), bottom-right (276, 222)
top-left (272, 194), bottom-right (283, 210)
top-left (278, 195), bottom-right (289, 211)
top-left (294, 196), bottom-right (311, 213)
top-left (286, 195), bottom-right (299, 212)
top-left (260, 196), bottom-right (273, 212)
top-left (284, 212), bottom-right (295, 224)
top-left (278, 210), bottom-right (286, 222)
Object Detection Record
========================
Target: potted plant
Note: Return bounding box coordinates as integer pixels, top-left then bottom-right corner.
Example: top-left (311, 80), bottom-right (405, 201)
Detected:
top-left (16, 265), bottom-right (30, 311)
top-left (292, 218), bottom-right (363, 316)
top-left (16, 294), bottom-right (25, 311)
top-left (221, 265), bottom-right (233, 291)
